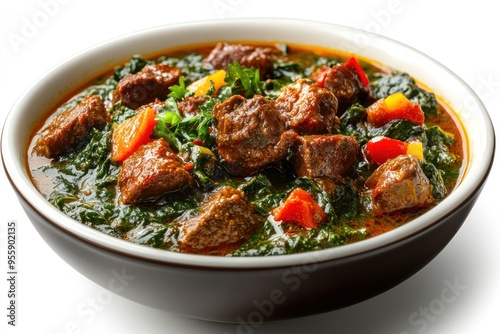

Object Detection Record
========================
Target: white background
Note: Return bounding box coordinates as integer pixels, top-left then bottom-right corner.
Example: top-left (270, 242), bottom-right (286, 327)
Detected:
top-left (1, 1), bottom-right (499, 333)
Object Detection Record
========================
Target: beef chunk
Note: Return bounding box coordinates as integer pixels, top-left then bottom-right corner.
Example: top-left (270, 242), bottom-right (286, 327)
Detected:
top-left (365, 154), bottom-right (433, 213)
top-left (291, 135), bottom-right (359, 179)
top-left (35, 95), bottom-right (109, 158)
top-left (213, 95), bottom-right (297, 176)
top-left (135, 98), bottom-right (165, 114)
top-left (275, 79), bottom-right (339, 134)
top-left (312, 64), bottom-right (373, 115)
top-left (202, 42), bottom-right (275, 78)
top-left (179, 186), bottom-right (262, 255)
top-left (117, 138), bottom-right (193, 204)
top-left (178, 95), bottom-right (208, 117)
top-left (112, 64), bottom-right (181, 109)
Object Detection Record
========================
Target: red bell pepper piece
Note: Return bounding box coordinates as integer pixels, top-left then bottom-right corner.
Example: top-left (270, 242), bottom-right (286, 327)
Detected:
top-left (365, 136), bottom-right (408, 165)
top-left (367, 92), bottom-right (425, 127)
top-left (345, 57), bottom-right (370, 87)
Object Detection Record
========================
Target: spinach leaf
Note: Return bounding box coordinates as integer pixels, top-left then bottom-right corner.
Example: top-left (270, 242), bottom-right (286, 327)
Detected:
top-left (425, 125), bottom-right (455, 167)
top-left (127, 223), bottom-right (168, 248)
top-left (232, 218), bottom-right (366, 256)
top-left (421, 162), bottom-right (447, 199)
top-left (159, 52), bottom-right (212, 84)
top-left (110, 104), bottom-right (137, 124)
top-left (372, 72), bottom-right (438, 117)
top-left (113, 55), bottom-right (150, 81)
top-left (370, 120), bottom-right (427, 144)
top-left (340, 103), bottom-right (370, 143)
top-left (263, 61), bottom-right (304, 99)
top-left (272, 61), bottom-right (304, 81)
top-left (186, 145), bottom-right (223, 189)
top-left (340, 104), bottom-right (427, 145)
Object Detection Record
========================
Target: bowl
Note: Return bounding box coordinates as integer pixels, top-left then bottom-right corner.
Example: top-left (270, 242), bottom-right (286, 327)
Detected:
top-left (1, 18), bottom-right (495, 322)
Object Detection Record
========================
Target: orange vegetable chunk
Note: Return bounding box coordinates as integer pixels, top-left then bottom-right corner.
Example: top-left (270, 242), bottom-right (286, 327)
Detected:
top-left (111, 106), bottom-right (157, 163)
top-left (272, 188), bottom-right (327, 229)
top-left (367, 92), bottom-right (425, 127)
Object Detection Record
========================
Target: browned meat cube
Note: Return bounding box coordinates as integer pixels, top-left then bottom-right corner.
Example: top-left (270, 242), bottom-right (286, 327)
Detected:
top-left (365, 154), bottom-right (433, 213)
top-left (117, 138), bottom-right (193, 204)
top-left (112, 64), bottom-right (181, 110)
top-left (178, 95), bottom-right (208, 117)
top-left (312, 64), bottom-right (373, 115)
top-left (179, 186), bottom-right (262, 255)
top-left (291, 134), bottom-right (359, 179)
top-left (34, 95), bottom-right (109, 158)
top-left (135, 98), bottom-right (165, 114)
top-left (202, 42), bottom-right (275, 78)
top-left (275, 79), bottom-right (339, 134)
top-left (213, 95), bottom-right (297, 176)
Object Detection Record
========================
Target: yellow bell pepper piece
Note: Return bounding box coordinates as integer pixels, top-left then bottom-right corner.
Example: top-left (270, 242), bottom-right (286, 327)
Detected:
top-left (406, 141), bottom-right (424, 161)
top-left (383, 92), bottom-right (411, 111)
top-left (197, 145), bottom-right (214, 156)
top-left (188, 70), bottom-right (226, 96)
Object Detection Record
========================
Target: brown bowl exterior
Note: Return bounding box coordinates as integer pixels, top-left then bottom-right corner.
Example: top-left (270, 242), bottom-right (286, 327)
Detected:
top-left (16, 184), bottom-right (482, 322)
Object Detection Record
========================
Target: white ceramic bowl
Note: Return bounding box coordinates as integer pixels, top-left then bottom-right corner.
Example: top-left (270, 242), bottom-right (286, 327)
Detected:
top-left (1, 18), bottom-right (495, 322)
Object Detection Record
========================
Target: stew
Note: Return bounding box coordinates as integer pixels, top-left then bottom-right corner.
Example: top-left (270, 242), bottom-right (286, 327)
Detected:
top-left (27, 42), bottom-right (465, 256)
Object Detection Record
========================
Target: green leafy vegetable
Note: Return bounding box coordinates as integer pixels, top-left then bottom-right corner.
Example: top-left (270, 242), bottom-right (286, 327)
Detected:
top-left (372, 72), bottom-right (439, 117)
top-left (425, 125), bottom-right (455, 167)
top-left (152, 98), bottom-right (183, 150)
top-left (340, 104), bottom-right (427, 145)
top-left (421, 162), bottom-right (447, 199)
top-left (187, 145), bottom-right (222, 188)
top-left (113, 55), bottom-right (149, 81)
top-left (168, 76), bottom-right (194, 101)
top-left (153, 95), bottom-right (216, 151)
top-left (225, 61), bottom-right (262, 98)
top-left (158, 52), bottom-right (211, 84)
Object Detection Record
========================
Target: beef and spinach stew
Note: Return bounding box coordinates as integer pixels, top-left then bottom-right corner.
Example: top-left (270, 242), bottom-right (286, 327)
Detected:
top-left (27, 42), bottom-right (465, 256)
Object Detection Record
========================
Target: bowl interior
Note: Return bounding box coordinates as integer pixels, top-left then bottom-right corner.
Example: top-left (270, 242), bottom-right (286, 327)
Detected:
top-left (1, 18), bottom-right (495, 268)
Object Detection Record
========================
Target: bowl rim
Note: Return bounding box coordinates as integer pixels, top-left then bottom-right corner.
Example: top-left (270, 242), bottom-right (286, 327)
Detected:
top-left (1, 18), bottom-right (496, 269)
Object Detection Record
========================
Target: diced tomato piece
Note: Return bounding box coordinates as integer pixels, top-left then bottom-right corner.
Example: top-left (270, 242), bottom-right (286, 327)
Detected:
top-left (345, 57), bottom-right (370, 87)
top-left (366, 92), bottom-right (425, 127)
top-left (111, 106), bottom-right (157, 163)
top-left (272, 188), bottom-right (327, 229)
